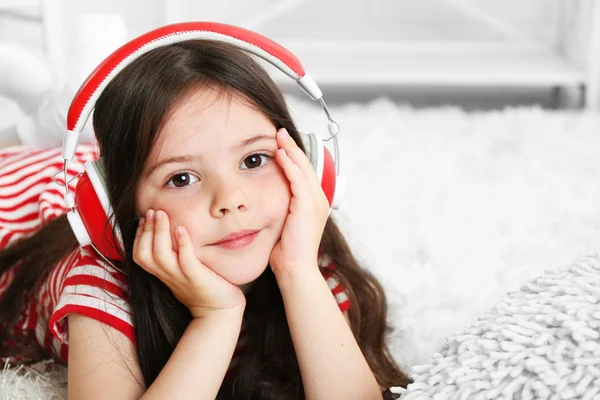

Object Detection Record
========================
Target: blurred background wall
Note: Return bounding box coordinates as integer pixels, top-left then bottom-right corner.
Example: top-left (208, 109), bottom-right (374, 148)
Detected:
top-left (1, 0), bottom-right (599, 110)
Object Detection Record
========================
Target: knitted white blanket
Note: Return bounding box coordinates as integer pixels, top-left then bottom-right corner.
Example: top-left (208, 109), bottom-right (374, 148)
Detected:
top-left (394, 254), bottom-right (600, 400)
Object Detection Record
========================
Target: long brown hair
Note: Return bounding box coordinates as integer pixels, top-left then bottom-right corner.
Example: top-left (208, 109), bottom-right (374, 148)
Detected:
top-left (0, 40), bottom-right (411, 397)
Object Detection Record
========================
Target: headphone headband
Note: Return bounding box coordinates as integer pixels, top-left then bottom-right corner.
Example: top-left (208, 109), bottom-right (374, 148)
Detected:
top-left (63, 21), bottom-right (324, 161)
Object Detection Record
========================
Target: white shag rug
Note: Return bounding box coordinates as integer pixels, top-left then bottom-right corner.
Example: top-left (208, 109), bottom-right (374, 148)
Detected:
top-left (0, 361), bottom-right (66, 399)
top-left (1, 97), bottom-right (600, 398)
top-left (399, 253), bottom-right (600, 400)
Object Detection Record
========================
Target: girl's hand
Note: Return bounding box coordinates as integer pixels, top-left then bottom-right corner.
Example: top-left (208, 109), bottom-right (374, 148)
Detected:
top-left (132, 209), bottom-right (246, 318)
top-left (269, 128), bottom-right (330, 277)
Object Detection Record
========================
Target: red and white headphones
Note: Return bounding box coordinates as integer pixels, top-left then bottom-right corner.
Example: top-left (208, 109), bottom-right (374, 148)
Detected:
top-left (60, 22), bottom-right (344, 261)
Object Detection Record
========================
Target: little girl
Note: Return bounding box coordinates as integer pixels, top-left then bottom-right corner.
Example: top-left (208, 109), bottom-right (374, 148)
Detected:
top-left (0, 22), bottom-right (410, 399)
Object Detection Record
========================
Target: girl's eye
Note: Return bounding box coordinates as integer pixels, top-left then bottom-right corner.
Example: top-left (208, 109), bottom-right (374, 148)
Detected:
top-left (166, 172), bottom-right (199, 188)
top-left (241, 154), bottom-right (270, 170)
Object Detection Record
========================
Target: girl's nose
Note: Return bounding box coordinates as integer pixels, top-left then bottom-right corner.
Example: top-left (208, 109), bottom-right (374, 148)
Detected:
top-left (209, 178), bottom-right (250, 218)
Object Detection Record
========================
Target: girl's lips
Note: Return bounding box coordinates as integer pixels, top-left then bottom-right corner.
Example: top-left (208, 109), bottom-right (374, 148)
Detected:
top-left (212, 230), bottom-right (260, 249)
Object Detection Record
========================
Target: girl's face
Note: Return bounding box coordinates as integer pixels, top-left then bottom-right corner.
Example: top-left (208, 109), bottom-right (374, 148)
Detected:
top-left (136, 87), bottom-right (291, 285)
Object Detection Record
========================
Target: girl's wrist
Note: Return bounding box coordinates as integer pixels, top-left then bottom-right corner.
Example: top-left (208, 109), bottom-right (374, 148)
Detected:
top-left (273, 263), bottom-right (322, 292)
top-left (189, 303), bottom-right (246, 320)
top-left (271, 256), bottom-right (320, 276)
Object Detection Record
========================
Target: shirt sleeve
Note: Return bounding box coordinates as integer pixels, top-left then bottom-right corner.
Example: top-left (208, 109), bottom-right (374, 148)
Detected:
top-left (318, 254), bottom-right (351, 312)
top-left (48, 246), bottom-right (134, 344)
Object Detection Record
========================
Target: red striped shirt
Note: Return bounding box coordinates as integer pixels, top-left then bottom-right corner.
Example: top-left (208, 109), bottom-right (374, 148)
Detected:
top-left (0, 144), bottom-right (133, 363)
top-left (0, 145), bottom-right (350, 367)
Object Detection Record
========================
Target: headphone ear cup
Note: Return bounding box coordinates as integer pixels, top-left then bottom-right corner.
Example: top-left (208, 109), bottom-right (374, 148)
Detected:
top-left (70, 160), bottom-right (123, 260)
top-left (321, 147), bottom-right (337, 208)
top-left (299, 132), bottom-right (336, 207)
top-left (299, 131), bottom-right (319, 172)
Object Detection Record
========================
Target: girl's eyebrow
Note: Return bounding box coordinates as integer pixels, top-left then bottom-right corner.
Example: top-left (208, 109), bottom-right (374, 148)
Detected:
top-left (234, 133), bottom-right (276, 150)
top-left (145, 134), bottom-right (276, 178)
top-left (145, 154), bottom-right (200, 178)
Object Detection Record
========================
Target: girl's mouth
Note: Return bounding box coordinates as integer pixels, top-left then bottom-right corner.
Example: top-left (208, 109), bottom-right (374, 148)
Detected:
top-left (211, 229), bottom-right (260, 249)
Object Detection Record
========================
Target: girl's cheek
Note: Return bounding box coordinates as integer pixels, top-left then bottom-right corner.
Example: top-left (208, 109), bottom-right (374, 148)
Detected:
top-left (255, 172), bottom-right (290, 204)
top-left (266, 182), bottom-right (292, 223)
top-left (268, 164), bottom-right (291, 194)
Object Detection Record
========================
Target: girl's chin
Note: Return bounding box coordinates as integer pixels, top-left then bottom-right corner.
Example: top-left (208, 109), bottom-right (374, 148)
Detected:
top-left (219, 263), bottom-right (270, 287)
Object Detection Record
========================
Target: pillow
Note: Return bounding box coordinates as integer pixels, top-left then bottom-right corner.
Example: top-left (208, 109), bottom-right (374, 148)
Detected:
top-left (0, 94), bottom-right (23, 147)
top-left (0, 43), bottom-right (53, 113)
top-left (398, 254), bottom-right (600, 399)
top-left (0, 43), bottom-right (96, 148)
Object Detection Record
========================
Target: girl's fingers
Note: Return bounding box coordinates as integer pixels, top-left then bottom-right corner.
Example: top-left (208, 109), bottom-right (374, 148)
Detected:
top-left (152, 210), bottom-right (178, 275)
top-left (275, 148), bottom-right (310, 201)
top-left (276, 128), bottom-right (322, 193)
top-left (175, 225), bottom-right (202, 281)
top-left (175, 225), bottom-right (229, 290)
top-left (132, 216), bottom-right (144, 255)
top-left (132, 209), bottom-right (159, 275)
